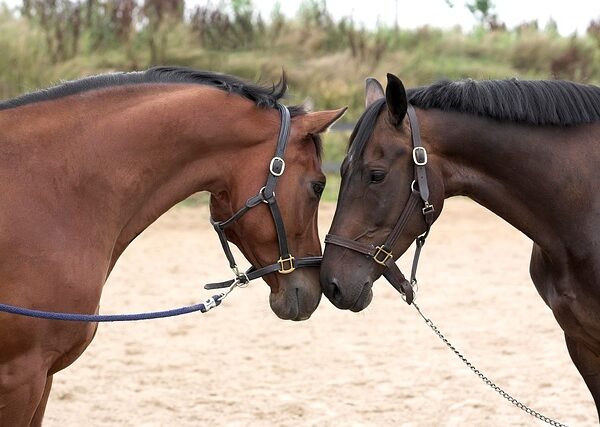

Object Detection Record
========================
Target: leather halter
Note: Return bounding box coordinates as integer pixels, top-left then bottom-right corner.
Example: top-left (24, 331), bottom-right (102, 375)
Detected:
top-left (324, 104), bottom-right (434, 304)
top-left (205, 104), bottom-right (321, 290)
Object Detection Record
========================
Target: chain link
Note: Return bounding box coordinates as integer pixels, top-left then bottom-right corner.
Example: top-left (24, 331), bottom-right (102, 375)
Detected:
top-left (412, 301), bottom-right (568, 427)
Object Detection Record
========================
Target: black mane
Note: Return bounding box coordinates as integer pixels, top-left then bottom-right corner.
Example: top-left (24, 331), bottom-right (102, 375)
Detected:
top-left (348, 78), bottom-right (600, 158)
top-left (0, 66), bottom-right (306, 116)
top-left (407, 78), bottom-right (600, 126)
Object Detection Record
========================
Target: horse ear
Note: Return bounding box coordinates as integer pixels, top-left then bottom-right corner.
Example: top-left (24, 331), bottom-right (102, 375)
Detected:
top-left (385, 73), bottom-right (408, 127)
top-left (301, 107), bottom-right (348, 135)
top-left (365, 77), bottom-right (384, 108)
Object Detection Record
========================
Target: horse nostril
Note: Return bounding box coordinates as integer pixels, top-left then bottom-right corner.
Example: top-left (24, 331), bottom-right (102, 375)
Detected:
top-left (330, 277), bottom-right (342, 302)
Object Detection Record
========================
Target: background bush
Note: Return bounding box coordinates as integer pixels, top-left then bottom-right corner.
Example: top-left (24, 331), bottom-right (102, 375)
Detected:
top-left (1, 0), bottom-right (598, 200)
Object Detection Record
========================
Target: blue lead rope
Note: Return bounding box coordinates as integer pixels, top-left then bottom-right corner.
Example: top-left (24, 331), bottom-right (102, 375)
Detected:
top-left (0, 284), bottom-right (238, 322)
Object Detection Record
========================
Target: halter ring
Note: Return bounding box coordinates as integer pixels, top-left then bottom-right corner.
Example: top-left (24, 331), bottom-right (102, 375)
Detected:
top-left (411, 180), bottom-right (418, 193)
top-left (259, 186), bottom-right (275, 203)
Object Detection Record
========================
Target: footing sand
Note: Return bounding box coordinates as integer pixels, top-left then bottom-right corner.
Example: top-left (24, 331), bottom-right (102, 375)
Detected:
top-left (44, 198), bottom-right (596, 426)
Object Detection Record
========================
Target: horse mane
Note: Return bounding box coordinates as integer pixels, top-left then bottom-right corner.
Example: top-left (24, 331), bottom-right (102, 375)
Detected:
top-left (348, 78), bottom-right (600, 158)
top-left (0, 66), bottom-right (307, 117)
top-left (407, 78), bottom-right (600, 126)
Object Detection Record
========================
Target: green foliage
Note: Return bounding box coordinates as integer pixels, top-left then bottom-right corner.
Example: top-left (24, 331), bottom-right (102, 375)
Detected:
top-left (466, 0), bottom-right (493, 23)
top-left (1, 0), bottom-right (599, 198)
top-left (1, 0), bottom-right (598, 117)
top-left (0, 10), bottom-right (51, 99)
top-left (190, 0), bottom-right (268, 50)
top-left (463, 0), bottom-right (504, 30)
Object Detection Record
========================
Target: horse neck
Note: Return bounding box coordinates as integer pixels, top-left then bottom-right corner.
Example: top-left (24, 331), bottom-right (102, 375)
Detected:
top-left (424, 109), bottom-right (597, 254)
top-left (8, 84), bottom-right (275, 268)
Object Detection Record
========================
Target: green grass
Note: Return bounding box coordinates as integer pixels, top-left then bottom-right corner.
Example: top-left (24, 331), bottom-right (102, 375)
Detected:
top-left (1, 3), bottom-right (599, 204)
top-left (1, 8), bottom-right (599, 120)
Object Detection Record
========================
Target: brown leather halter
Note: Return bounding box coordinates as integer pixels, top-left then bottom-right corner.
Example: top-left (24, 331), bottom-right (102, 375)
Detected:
top-left (205, 104), bottom-right (322, 290)
top-left (324, 104), bottom-right (434, 304)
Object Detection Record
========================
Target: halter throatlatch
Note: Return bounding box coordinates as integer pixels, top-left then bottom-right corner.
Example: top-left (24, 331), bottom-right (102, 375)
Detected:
top-left (205, 104), bottom-right (321, 290)
top-left (324, 104), bottom-right (434, 304)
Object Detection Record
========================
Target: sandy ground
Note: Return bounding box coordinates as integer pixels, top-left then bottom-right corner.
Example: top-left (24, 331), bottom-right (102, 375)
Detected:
top-left (43, 198), bottom-right (597, 426)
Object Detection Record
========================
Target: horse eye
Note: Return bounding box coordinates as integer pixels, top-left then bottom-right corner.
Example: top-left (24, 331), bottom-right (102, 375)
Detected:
top-left (370, 170), bottom-right (386, 183)
top-left (312, 182), bottom-right (325, 198)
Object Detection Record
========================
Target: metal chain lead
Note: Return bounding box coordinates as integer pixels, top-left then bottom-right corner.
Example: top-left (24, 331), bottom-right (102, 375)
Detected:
top-left (412, 301), bottom-right (568, 427)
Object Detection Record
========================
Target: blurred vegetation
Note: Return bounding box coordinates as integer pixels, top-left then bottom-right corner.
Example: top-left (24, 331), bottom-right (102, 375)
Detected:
top-left (1, 0), bottom-right (599, 200)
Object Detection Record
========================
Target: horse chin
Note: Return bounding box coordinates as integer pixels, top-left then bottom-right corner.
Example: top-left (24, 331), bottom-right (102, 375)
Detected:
top-left (350, 284), bottom-right (374, 312)
top-left (268, 271), bottom-right (322, 321)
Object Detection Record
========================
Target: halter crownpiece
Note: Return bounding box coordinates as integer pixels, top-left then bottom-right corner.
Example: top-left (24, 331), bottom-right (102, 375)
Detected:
top-left (205, 104), bottom-right (322, 290)
top-left (324, 104), bottom-right (434, 304)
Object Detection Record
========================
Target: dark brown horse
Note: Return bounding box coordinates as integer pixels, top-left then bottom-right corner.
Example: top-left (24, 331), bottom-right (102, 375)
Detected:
top-left (320, 74), bottom-right (600, 417)
top-left (0, 67), bottom-right (344, 426)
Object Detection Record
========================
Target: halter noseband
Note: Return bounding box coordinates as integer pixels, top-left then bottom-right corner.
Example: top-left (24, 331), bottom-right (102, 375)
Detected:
top-left (324, 104), bottom-right (434, 304)
top-left (205, 104), bottom-right (321, 290)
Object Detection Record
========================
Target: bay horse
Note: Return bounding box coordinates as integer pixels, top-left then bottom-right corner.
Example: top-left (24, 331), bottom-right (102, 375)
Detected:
top-left (0, 66), bottom-right (345, 426)
top-left (320, 73), bottom-right (600, 417)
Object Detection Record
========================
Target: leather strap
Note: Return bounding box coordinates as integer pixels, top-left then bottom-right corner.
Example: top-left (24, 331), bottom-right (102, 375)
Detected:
top-left (383, 263), bottom-right (414, 304)
top-left (324, 234), bottom-right (376, 257)
top-left (407, 105), bottom-right (430, 204)
top-left (205, 256), bottom-right (323, 290)
top-left (267, 195), bottom-right (291, 259)
top-left (410, 236), bottom-right (426, 285)
top-left (383, 190), bottom-right (420, 250)
top-left (263, 105), bottom-right (291, 199)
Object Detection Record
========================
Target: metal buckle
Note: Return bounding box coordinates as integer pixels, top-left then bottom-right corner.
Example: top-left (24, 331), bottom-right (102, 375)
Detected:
top-left (422, 203), bottom-right (435, 215)
top-left (269, 156), bottom-right (286, 176)
top-left (277, 255), bottom-right (296, 274)
top-left (412, 147), bottom-right (428, 166)
top-left (373, 245), bottom-right (393, 266)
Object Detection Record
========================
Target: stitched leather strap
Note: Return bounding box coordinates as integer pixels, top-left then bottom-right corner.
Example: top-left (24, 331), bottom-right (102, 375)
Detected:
top-left (383, 263), bottom-right (414, 304)
top-left (407, 105), bottom-right (430, 204)
top-left (383, 190), bottom-right (420, 251)
top-left (324, 234), bottom-right (376, 257)
top-left (267, 195), bottom-right (291, 259)
top-left (204, 256), bottom-right (323, 290)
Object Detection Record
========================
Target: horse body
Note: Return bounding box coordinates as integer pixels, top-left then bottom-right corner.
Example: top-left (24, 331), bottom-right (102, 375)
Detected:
top-left (321, 75), bottom-right (600, 417)
top-left (425, 111), bottom-right (600, 364)
top-left (0, 69), bottom-right (344, 425)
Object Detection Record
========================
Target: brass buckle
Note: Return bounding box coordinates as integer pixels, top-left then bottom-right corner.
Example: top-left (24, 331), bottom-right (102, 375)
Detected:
top-left (277, 255), bottom-right (296, 274)
top-left (373, 245), bottom-right (393, 266)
